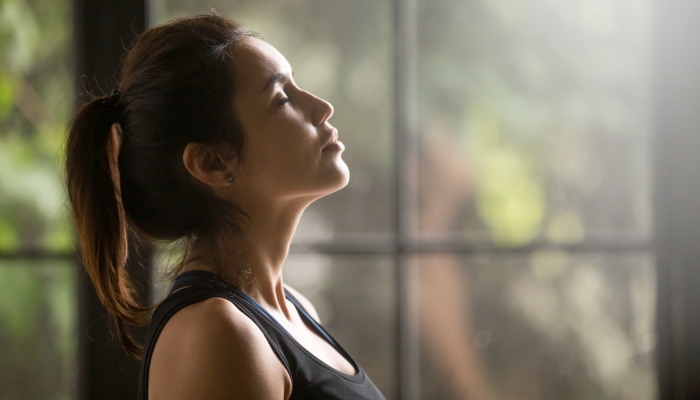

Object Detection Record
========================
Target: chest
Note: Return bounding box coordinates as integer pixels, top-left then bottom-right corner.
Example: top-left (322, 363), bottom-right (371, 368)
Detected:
top-left (266, 307), bottom-right (357, 376)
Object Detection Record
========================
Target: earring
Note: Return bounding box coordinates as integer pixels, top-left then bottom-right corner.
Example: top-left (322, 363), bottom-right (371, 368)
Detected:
top-left (227, 175), bottom-right (234, 183)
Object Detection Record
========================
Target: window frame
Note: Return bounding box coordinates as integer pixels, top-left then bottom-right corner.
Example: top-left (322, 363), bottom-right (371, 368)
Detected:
top-left (652, 1), bottom-right (700, 398)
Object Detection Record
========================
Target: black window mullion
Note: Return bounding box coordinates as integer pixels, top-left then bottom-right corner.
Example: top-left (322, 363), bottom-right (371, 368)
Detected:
top-left (395, 0), bottom-right (419, 398)
top-left (289, 238), bottom-right (651, 255)
top-left (653, 1), bottom-right (700, 398)
top-left (73, 1), bottom-right (150, 399)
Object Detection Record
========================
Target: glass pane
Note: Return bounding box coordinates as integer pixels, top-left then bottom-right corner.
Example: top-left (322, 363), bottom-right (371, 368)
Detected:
top-left (414, 0), bottom-right (652, 245)
top-left (0, 0), bottom-right (74, 252)
top-left (153, 0), bottom-right (395, 245)
top-left (416, 252), bottom-right (656, 400)
top-left (0, 260), bottom-right (77, 399)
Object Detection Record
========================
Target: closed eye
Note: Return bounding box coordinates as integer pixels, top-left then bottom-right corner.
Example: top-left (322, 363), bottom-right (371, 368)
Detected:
top-left (278, 97), bottom-right (290, 106)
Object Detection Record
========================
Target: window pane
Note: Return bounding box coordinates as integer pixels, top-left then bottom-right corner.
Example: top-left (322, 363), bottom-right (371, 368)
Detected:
top-left (153, 0), bottom-right (395, 245)
top-left (0, 260), bottom-right (77, 399)
top-left (415, 252), bottom-right (656, 399)
top-left (414, 0), bottom-right (652, 245)
top-left (0, 0), bottom-right (74, 252)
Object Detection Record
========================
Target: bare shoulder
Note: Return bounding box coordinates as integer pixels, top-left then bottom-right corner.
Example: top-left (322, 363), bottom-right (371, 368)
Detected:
top-left (148, 297), bottom-right (291, 400)
top-left (284, 284), bottom-right (322, 324)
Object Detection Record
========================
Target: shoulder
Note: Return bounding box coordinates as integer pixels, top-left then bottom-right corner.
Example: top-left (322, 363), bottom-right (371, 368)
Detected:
top-left (284, 284), bottom-right (322, 324)
top-left (148, 296), bottom-right (291, 400)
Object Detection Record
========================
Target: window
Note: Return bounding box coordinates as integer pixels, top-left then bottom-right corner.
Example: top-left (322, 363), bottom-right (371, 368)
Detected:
top-left (410, 1), bottom-right (655, 398)
top-left (154, 1), bottom-right (656, 399)
top-left (0, 0), bottom-right (77, 398)
top-left (8, 0), bottom-right (700, 398)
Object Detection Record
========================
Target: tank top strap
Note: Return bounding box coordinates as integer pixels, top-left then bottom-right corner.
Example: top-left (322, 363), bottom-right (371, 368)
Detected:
top-left (284, 290), bottom-right (347, 358)
top-left (138, 283), bottom-right (217, 400)
top-left (138, 271), bottom-right (295, 400)
top-left (138, 270), bottom-right (386, 400)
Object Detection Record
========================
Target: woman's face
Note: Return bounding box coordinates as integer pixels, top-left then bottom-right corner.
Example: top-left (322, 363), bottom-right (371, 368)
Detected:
top-left (229, 37), bottom-right (349, 204)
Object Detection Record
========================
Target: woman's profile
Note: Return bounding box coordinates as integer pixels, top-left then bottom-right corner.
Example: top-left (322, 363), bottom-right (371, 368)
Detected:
top-left (65, 14), bottom-right (385, 400)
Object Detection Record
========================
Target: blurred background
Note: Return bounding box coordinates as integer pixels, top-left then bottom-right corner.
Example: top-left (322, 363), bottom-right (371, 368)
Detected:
top-left (1, 0), bottom-right (699, 399)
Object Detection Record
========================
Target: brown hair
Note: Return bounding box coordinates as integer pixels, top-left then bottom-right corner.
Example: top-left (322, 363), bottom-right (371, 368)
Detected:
top-left (65, 15), bottom-right (256, 358)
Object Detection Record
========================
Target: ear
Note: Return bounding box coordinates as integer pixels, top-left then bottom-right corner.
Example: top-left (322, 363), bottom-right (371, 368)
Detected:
top-left (182, 142), bottom-right (233, 187)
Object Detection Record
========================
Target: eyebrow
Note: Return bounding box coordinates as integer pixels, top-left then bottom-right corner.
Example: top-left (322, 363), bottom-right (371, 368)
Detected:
top-left (260, 71), bottom-right (293, 93)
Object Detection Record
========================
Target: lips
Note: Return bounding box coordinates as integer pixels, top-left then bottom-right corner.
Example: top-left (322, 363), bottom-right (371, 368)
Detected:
top-left (322, 129), bottom-right (339, 150)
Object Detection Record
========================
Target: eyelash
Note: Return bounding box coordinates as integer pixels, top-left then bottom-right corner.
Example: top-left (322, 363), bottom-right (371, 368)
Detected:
top-left (277, 97), bottom-right (290, 106)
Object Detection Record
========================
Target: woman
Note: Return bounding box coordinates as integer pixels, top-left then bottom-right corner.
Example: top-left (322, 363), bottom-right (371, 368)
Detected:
top-left (65, 15), bottom-right (385, 400)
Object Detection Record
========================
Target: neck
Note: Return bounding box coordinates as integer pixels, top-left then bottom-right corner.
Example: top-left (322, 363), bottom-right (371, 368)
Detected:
top-left (184, 196), bottom-right (310, 317)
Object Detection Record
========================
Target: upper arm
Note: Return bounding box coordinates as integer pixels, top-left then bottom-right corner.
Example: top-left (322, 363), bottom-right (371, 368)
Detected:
top-left (148, 297), bottom-right (291, 400)
top-left (284, 285), bottom-right (322, 324)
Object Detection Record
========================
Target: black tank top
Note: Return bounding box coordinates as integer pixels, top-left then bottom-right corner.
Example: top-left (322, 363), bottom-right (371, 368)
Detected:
top-left (138, 270), bottom-right (385, 400)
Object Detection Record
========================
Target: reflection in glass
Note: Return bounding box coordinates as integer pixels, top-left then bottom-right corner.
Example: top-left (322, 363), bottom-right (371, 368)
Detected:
top-left (415, 0), bottom-right (652, 244)
top-left (154, 0), bottom-right (395, 244)
top-left (417, 253), bottom-right (656, 400)
top-left (0, 261), bottom-right (77, 399)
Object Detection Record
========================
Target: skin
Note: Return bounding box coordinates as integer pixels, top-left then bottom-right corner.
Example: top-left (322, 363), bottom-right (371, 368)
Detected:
top-left (148, 37), bottom-right (353, 400)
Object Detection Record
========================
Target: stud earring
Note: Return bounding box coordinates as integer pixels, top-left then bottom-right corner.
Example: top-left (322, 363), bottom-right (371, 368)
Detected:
top-left (227, 175), bottom-right (234, 184)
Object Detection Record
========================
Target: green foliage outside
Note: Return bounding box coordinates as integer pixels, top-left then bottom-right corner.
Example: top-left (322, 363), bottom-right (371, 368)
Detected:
top-left (0, 262), bottom-right (76, 400)
top-left (0, 0), bottom-right (77, 398)
top-left (0, 0), bottom-right (74, 252)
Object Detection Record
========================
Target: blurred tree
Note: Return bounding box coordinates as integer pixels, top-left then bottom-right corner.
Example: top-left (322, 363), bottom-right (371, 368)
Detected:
top-left (0, 0), bottom-right (74, 252)
top-left (0, 0), bottom-right (77, 398)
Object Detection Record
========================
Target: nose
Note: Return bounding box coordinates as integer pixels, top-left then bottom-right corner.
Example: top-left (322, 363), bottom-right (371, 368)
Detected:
top-left (306, 90), bottom-right (334, 126)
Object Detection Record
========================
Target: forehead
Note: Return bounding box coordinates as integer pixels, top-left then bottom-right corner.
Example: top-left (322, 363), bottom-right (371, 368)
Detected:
top-left (233, 37), bottom-right (291, 92)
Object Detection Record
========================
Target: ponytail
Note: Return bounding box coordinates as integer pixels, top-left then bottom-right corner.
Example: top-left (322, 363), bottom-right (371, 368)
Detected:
top-left (65, 16), bottom-right (255, 358)
top-left (65, 91), bottom-right (148, 359)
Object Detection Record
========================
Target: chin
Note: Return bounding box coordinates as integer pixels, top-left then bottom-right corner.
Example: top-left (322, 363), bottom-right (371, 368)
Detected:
top-left (327, 162), bottom-right (350, 193)
top-left (316, 161), bottom-right (350, 197)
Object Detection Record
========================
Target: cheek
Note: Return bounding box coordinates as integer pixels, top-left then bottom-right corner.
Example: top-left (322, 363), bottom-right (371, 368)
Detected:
top-left (275, 132), bottom-right (317, 178)
top-left (245, 126), bottom-right (316, 188)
